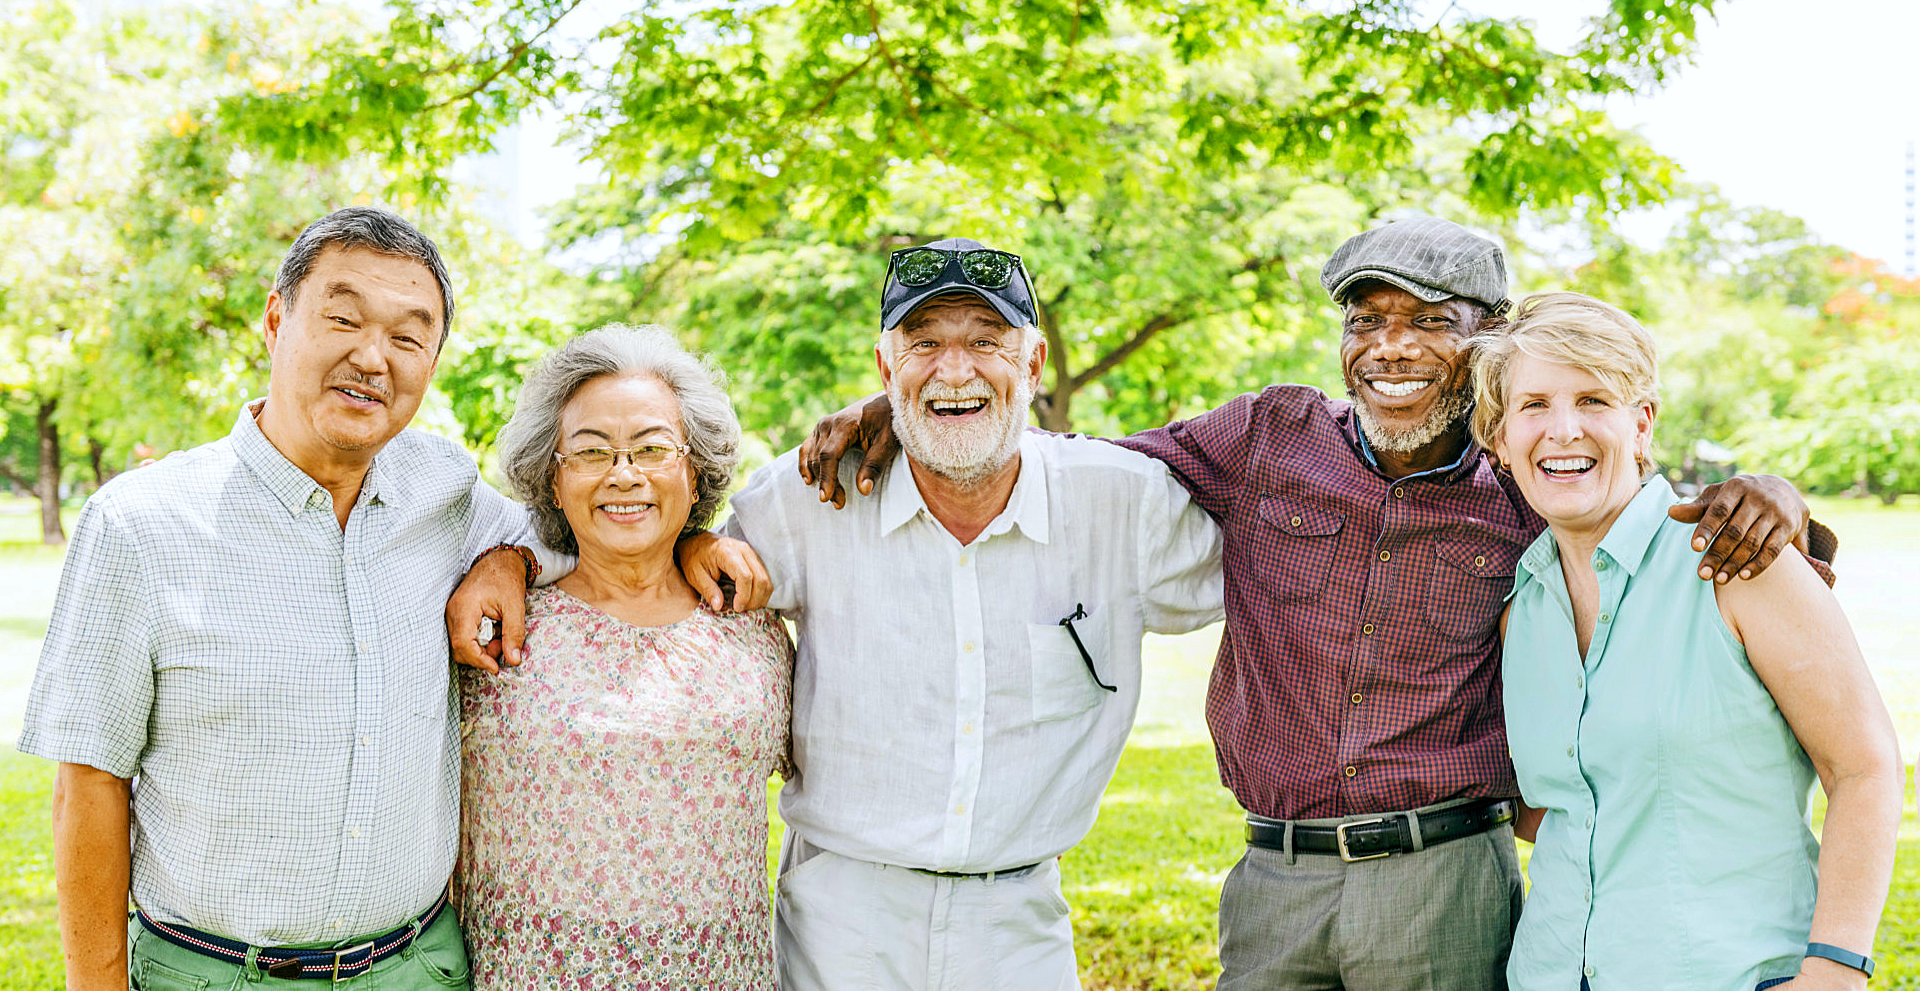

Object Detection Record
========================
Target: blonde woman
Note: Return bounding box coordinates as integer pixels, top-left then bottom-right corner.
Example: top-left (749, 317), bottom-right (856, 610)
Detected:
top-left (1471, 293), bottom-right (1901, 991)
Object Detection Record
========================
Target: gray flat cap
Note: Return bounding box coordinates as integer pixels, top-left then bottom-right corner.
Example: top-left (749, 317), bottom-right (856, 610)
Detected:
top-left (1321, 217), bottom-right (1509, 314)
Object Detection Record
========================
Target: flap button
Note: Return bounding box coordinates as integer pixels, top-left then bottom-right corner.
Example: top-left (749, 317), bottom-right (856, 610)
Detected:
top-left (1290, 515), bottom-right (1302, 527)
top-left (1474, 555), bottom-right (1486, 567)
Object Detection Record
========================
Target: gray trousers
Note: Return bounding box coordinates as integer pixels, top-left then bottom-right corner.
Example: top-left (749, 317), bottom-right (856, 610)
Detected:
top-left (1217, 817), bottom-right (1523, 991)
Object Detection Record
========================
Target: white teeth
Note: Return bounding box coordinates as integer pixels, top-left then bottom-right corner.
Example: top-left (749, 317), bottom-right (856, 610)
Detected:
top-left (1370, 380), bottom-right (1431, 397)
top-left (930, 399), bottom-right (987, 410)
top-left (340, 388), bottom-right (375, 402)
top-left (1541, 458), bottom-right (1596, 473)
top-left (601, 504), bottom-right (650, 513)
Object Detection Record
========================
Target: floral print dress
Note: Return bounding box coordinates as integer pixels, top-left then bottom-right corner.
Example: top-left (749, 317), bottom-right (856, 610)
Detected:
top-left (458, 587), bottom-right (793, 989)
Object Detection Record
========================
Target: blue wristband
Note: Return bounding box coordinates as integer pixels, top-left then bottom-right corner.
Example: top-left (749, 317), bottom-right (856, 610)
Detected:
top-left (1805, 942), bottom-right (1874, 979)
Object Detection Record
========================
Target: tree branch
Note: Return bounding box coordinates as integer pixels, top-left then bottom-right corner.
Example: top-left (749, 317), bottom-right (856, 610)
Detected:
top-left (425, 0), bottom-right (590, 112)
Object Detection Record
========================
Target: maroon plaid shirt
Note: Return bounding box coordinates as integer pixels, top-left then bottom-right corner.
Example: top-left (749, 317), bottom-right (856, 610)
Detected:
top-left (1119, 385), bottom-right (1541, 820)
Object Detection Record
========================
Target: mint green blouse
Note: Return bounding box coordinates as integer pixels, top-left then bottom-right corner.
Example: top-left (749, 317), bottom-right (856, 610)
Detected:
top-left (1504, 476), bottom-right (1818, 991)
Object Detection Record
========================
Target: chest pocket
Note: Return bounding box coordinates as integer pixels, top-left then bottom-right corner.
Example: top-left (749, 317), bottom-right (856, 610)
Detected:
top-left (1427, 540), bottom-right (1521, 642)
top-left (1027, 609), bottom-right (1113, 722)
top-left (1251, 498), bottom-right (1343, 603)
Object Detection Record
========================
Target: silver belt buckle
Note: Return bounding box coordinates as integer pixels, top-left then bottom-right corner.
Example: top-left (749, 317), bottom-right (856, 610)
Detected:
top-left (330, 937), bottom-right (374, 983)
top-left (1335, 816), bottom-right (1391, 862)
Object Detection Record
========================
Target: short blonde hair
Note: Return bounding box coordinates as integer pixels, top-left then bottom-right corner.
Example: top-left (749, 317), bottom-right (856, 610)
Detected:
top-left (1468, 291), bottom-right (1661, 477)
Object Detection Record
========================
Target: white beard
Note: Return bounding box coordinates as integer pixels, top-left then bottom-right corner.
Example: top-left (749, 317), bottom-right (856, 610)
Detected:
top-left (890, 375), bottom-right (1032, 489)
top-left (1348, 382), bottom-right (1474, 454)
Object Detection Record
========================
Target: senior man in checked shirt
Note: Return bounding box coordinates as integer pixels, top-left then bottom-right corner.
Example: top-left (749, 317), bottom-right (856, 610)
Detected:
top-left (16, 208), bottom-right (580, 991)
top-left (795, 217), bottom-right (1830, 989)
top-left (456, 236), bottom-right (1227, 990)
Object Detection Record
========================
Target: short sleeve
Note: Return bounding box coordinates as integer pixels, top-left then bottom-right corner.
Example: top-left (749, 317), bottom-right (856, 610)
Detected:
top-left (462, 475), bottom-right (575, 586)
top-left (17, 496), bottom-right (155, 777)
top-left (1133, 463), bottom-right (1226, 635)
top-left (1115, 392), bottom-right (1260, 520)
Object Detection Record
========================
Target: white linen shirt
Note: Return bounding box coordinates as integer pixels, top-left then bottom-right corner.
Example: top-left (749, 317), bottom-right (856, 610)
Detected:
top-left (726, 431), bottom-right (1223, 872)
top-left (18, 403), bottom-right (538, 944)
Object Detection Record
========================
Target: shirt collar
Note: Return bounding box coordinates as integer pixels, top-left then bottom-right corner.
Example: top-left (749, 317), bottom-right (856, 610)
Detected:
top-left (231, 398), bottom-right (390, 518)
top-left (877, 432), bottom-right (1051, 544)
top-left (1342, 400), bottom-right (1482, 483)
top-left (1517, 474), bottom-right (1678, 583)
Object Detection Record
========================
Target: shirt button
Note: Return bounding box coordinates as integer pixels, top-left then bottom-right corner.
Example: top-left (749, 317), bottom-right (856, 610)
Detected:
top-left (1362, 623), bottom-right (1374, 635)
top-left (1584, 816), bottom-right (1594, 829)
top-left (349, 827), bottom-right (362, 839)
top-left (358, 735), bottom-right (372, 747)
top-left (1344, 765), bottom-right (1357, 778)
top-left (958, 554), bottom-right (970, 566)
top-left (963, 642), bottom-right (976, 653)
top-left (332, 920), bottom-right (344, 930)
top-left (1473, 555), bottom-right (1486, 568)
top-left (954, 805), bottom-right (966, 815)
top-left (1351, 692), bottom-right (1363, 705)
top-left (961, 723), bottom-right (975, 735)
top-left (1584, 964), bottom-right (1595, 976)
top-left (1378, 550), bottom-right (1390, 562)
top-left (1393, 487), bottom-right (1405, 499)
top-left (1598, 613), bottom-right (1611, 624)
top-left (1576, 676), bottom-right (1584, 690)
top-left (1290, 515), bottom-right (1303, 527)
top-left (356, 640), bottom-right (369, 654)
top-left (1567, 745), bottom-right (1576, 757)
top-left (1596, 559), bottom-right (1609, 571)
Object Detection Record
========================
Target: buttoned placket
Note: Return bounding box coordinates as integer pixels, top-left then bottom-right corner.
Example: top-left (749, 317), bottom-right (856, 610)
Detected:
top-left (330, 481), bottom-right (387, 926)
top-left (1568, 547), bottom-right (1626, 979)
top-left (937, 526), bottom-right (989, 869)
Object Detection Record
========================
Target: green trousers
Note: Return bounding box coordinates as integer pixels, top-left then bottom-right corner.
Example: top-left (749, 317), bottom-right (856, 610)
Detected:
top-left (127, 903), bottom-right (471, 991)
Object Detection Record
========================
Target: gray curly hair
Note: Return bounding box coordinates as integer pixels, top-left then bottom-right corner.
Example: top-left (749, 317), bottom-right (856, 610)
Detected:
top-left (497, 325), bottom-right (741, 555)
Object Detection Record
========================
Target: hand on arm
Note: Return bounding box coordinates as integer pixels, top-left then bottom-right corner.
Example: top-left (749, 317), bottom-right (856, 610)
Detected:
top-left (446, 548), bottom-right (532, 673)
top-left (52, 763), bottom-right (132, 991)
top-left (796, 392), bottom-right (897, 508)
top-left (1666, 473), bottom-right (1812, 583)
top-left (676, 531), bottom-right (771, 612)
top-left (1720, 557), bottom-right (1901, 991)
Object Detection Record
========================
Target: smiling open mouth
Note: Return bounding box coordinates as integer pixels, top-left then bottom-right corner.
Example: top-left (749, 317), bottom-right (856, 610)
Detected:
top-left (929, 398), bottom-right (988, 416)
top-left (599, 503), bottom-right (653, 516)
top-left (1540, 457), bottom-right (1597, 477)
top-left (334, 386), bottom-right (383, 404)
top-left (1368, 379), bottom-right (1432, 397)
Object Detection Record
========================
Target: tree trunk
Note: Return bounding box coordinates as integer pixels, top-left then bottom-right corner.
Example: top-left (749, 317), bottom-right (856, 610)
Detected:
top-left (1036, 381), bottom-right (1074, 432)
top-left (88, 435), bottom-right (111, 489)
top-left (36, 398), bottom-right (64, 546)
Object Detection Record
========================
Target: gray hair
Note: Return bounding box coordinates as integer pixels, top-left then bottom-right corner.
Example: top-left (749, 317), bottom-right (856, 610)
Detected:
top-left (274, 207), bottom-right (456, 350)
top-left (497, 324), bottom-right (741, 554)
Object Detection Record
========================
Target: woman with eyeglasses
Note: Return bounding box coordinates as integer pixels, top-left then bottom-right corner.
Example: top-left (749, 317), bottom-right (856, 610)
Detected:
top-left (1470, 294), bottom-right (1900, 991)
top-left (456, 325), bottom-right (792, 988)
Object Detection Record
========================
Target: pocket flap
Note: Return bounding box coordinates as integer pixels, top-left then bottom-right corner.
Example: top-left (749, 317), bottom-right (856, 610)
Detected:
top-left (1434, 540), bottom-right (1519, 579)
top-left (1257, 498), bottom-right (1343, 537)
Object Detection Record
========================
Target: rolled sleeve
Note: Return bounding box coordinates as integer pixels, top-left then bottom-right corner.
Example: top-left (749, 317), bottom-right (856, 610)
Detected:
top-left (18, 496), bottom-right (154, 777)
top-left (724, 460), bottom-right (805, 616)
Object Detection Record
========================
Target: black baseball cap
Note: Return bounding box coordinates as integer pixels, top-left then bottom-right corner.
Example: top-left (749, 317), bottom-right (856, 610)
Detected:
top-left (880, 237), bottom-right (1039, 331)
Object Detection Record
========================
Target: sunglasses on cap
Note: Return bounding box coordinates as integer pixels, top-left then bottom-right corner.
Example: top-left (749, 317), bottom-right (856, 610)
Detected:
top-left (887, 246), bottom-right (1026, 290)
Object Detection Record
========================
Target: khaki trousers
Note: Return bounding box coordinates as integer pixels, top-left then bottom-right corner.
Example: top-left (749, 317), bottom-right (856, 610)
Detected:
top-left (774, 830), bottom-right (1079, 991)
top-left (1217, 816), bottom-right (1523, 991)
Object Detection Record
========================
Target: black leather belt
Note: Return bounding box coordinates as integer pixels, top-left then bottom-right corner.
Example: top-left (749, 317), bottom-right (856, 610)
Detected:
top-left (1246, 799), bottom-right (1515, 862)
top-left (908, 861), bottom-right (1043, 880)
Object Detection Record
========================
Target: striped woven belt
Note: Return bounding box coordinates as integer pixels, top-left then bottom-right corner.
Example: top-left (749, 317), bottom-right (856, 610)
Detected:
top-left (135, 889), bottom-right (448, 982)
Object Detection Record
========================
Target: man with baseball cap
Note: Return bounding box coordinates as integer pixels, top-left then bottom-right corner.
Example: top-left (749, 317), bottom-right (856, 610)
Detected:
top-left (795, 217), bottom-right (1824, 988)
top-left (678, 236), bottom-right (1224, 989)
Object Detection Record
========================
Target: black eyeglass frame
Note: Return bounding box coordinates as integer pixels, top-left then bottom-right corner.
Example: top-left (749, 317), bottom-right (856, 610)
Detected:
top-left (885, 246), bottom-right (1031, 292)
top-left (1059, 603), bottom-right (1117, 693)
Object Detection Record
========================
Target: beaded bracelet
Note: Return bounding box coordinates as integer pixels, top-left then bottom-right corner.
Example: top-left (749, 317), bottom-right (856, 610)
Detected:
top-left (477, 543), bottom-right (540, 587)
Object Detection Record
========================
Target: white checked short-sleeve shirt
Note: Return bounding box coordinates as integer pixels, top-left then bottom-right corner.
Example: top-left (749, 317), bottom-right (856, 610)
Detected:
top-left (18, 402), bottom-right (536, 944)
top-left (725, 432), bottom-right (1224, 872)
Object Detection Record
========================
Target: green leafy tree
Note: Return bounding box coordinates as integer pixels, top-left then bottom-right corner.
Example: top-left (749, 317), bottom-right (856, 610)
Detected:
top-left (233, 0), bottom-right (1713, 444)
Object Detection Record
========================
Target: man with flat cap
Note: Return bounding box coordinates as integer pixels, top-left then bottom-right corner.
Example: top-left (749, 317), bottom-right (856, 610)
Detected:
top-left (796, 218), bottom-right (1826, 988)
top-left (688, 236), bottom-right (1224, 990)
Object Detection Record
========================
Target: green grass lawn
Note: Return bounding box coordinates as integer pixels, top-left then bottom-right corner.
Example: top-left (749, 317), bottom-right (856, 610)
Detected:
top-left (0, 494), bottom-right (1916, 989)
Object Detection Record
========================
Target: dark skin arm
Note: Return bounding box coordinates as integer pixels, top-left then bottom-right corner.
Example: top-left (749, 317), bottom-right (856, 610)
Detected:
top-left (801, 393), bottom-right (1825, 582)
